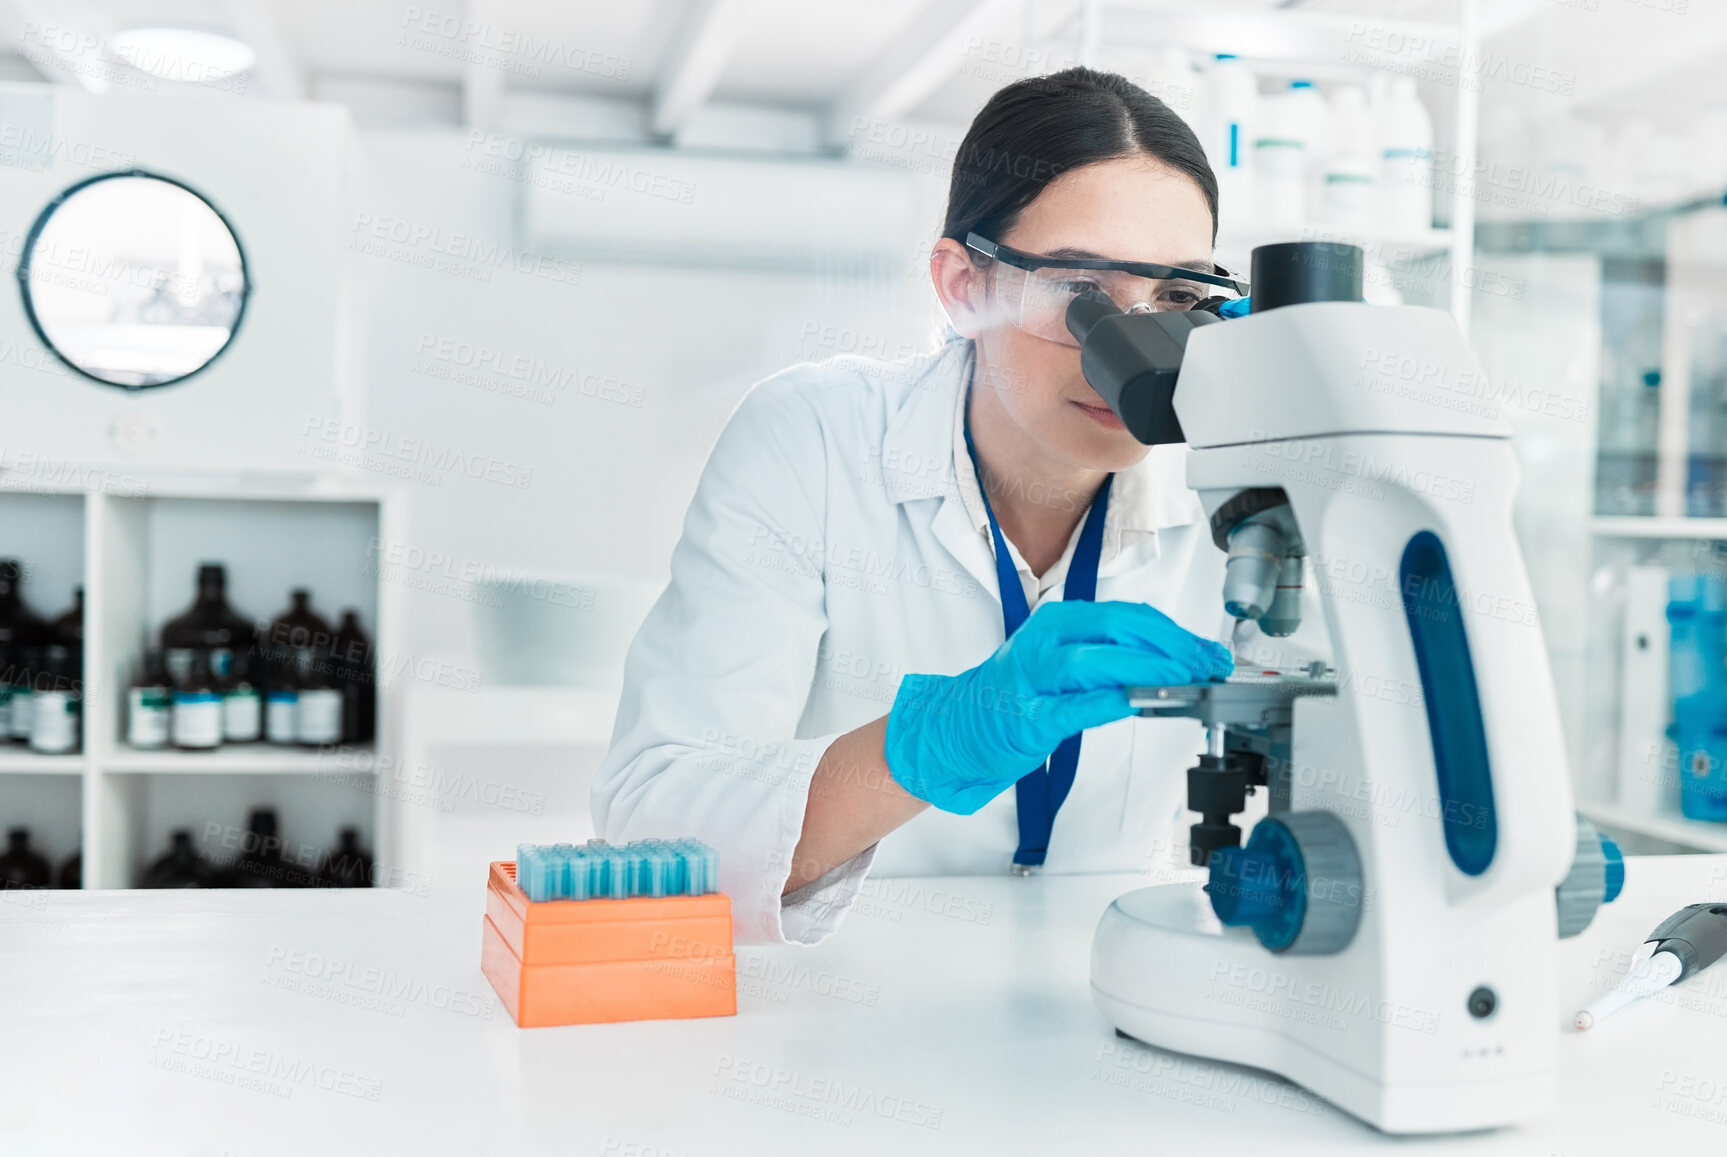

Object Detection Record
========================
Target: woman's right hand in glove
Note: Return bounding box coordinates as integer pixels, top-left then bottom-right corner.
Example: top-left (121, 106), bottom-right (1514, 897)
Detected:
top-left (883, 600), bottom-right (1233, 814)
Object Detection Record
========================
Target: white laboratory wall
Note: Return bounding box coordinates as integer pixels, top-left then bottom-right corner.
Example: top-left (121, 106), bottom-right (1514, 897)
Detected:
top-left (0, 84), bottom-right (363, 472)
top-left (352, 129), bottom-right (950, 666)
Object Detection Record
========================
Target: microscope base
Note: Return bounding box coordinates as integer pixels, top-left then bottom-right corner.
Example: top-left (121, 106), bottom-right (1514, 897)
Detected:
top-left (1090, 885), bottom-right (1555, 1134)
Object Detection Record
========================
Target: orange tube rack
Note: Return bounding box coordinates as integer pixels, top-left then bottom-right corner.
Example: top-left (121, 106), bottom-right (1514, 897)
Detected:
top-left (481, 861), bottom-right (737, 1027)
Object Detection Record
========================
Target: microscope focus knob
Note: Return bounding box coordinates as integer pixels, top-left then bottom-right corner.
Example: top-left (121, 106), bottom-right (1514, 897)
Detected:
top-left (1555, 813), bottom-right (1624, 938)
top-left (1207, 811), bottom-right (1364, 955)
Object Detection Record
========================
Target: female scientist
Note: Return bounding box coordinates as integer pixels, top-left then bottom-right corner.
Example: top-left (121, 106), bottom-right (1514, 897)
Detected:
top-left (593, 67), bottom-right (1250, 943)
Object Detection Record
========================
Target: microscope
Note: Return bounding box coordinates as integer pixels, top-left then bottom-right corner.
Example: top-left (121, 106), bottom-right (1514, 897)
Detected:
top-left (1072, 242), bottom-right (1624, 1133)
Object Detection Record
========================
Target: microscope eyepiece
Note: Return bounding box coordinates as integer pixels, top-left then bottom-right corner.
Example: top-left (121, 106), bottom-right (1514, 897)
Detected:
top-left (1064, 289), bottom-right (1120, 347)
top-left (1063, 292), bottom-right (1218, 446)
top-left (1248, 241), bottom-right (1364, 312)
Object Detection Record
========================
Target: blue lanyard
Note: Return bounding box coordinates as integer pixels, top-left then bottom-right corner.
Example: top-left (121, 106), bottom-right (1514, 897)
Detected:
top-left (962, 411), bottom-right (1113, 868)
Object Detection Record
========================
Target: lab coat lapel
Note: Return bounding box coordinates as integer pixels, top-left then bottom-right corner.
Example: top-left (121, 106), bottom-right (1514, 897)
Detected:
top-left (876, 337), bottom-right (1206, 614)
top-left (929, 490), bottom-right (1001, 611)
top-left (877, 340), bottom-right (1004, 609)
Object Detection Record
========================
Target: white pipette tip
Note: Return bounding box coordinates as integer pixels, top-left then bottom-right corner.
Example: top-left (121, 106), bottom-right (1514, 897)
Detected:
top-left (1573, 948), bottom-right (1682, 1032)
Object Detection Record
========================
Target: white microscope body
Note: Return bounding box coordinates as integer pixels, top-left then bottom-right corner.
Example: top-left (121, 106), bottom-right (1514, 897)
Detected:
top-left (1089, 295), bottom-right (1592, 1133)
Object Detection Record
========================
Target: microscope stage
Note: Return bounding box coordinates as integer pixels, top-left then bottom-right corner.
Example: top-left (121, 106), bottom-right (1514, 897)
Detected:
top-left (1127, 669), bottom-right (1336, 725)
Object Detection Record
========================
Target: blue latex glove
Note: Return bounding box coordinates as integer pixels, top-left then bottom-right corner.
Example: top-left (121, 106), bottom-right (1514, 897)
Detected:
top-left (884, 601), bottom-right (1233, 814)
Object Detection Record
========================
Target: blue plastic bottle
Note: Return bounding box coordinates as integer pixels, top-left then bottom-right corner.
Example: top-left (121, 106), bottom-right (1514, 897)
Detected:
top-left (1667, 575), bottom-right (1727, 821)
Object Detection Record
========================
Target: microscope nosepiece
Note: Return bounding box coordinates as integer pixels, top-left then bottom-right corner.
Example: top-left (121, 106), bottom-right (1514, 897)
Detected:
top-left (1259, 555), bottom-right (1306, 637)
top-left (1222, 521), bottom-right (1285, 620)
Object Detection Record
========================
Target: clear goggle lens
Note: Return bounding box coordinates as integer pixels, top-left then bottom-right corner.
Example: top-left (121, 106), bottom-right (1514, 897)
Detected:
top-left (992, 263), bottom-right (1238, 347)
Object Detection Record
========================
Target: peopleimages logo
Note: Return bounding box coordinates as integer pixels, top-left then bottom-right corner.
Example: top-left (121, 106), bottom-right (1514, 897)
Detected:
top-left (300, 417), bottom-right (533, 490)
top-left (398, 7), bottom-right (632, 80)
top-left (1248, 434), bottom-right (1478, 505)
top-left (463, 132), bottom-right (696, 204)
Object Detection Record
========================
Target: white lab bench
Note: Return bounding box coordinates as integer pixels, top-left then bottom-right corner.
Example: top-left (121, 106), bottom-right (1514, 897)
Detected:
top-left (3, 854), bottom-right (1725, 1155)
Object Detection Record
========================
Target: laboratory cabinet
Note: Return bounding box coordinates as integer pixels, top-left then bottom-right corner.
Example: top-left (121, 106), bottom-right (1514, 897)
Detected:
top-left (0, 473), bottom-right (405, 888)
top-left (1476, 206), bottom-right (1727, 852)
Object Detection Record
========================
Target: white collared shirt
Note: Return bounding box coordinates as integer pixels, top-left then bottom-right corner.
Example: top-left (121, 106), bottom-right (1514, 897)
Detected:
top-left (593, 338), bottom-right (1237, 945)
top-left (947, 350), bottom-right (1200, 607)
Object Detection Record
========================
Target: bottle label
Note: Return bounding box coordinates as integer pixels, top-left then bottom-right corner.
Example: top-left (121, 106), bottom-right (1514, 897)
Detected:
top-left (296, 688), bottom-right (343, 745)
top-left (29, 691), bottom-right (79, 754)
top-left (9, 689), bottom-right (32, 739)
top-left (172, 694), bottom-right (222, 748)
top-left (128, 688), bottom-right (172, 748)
top-left (266, 693), bottom-right (298, 743)
top-left (222, 688), bottom-right (262, 742)
top-left (210, 649), bottom-right (234, 680)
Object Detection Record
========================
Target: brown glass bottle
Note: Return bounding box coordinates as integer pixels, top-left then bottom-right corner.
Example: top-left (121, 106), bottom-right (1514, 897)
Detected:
top-left (332, 610), bottom-right (376, 745)
top-left (162, 564), bottom-right (255, 684)
top-left (267, 589), bottom-right (334, 658)
top-left (0, 559), bottom-right (49, 651)
top-left (0, 560), bottom-right (49, 745)
top-left (50, 586), bottom-right (82, 650)
top-left (142, 830), bottom-right (213, 888)
top-left (221, 808), bottom-right (315, 888)
top-left (46, 588), bottom-right (84, 715)
top-left (0, 827), bottom-right (51, 889)
top-left (319, 827), bottom-right (374, 888)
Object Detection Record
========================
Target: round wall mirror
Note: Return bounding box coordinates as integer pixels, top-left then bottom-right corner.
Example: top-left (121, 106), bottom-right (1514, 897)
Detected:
top-left (16, 170), bottom-right (249, 389)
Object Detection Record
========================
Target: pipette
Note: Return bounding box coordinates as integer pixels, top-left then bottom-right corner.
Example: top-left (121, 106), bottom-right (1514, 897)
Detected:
top-left (1575, 902), bottom-right (1727, 1031)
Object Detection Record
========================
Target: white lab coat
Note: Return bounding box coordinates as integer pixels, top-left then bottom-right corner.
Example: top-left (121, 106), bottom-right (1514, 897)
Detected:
top-left (593, 336), bottom-right (1236, 944)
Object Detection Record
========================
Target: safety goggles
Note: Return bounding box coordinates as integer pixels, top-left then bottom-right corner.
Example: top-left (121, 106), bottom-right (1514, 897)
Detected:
top-left (966, 232), bottom-right (1248, 347)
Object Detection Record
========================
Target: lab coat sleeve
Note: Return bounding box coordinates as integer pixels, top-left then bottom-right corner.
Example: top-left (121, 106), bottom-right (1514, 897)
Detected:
top-left (592, 373), bottom-right (876, 946)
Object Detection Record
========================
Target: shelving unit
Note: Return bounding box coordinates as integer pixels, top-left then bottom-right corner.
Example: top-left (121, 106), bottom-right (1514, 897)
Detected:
top-left (1572, 207), bottom-right (1727, 852)
top-left (0, 472), bottom-right (404, 888)
top-left (98, 748), bottom-right (354, 774)
top-left (1065, 0), bottom-right (1481, 324)
top-left (1592, 516), bottom-right (1727, 541)
top-left (0, 752), bottom-right (85, 775)
top-left (1580, 799), bottom-right (1727, 856)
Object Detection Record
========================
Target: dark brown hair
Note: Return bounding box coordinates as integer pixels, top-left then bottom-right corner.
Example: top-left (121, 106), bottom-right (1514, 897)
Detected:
top-left (942, 66), bottom-right (1219, 245)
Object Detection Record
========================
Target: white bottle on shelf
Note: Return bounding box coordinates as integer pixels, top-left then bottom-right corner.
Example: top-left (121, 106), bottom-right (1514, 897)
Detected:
top-left (1283, 78), bottom-right (1328, 198)
top-left (1321, 84), bottom-right (1377, 229)
top-left (295, 672), bottom-right (343, 748)
top-left (1254, 88), bottom-right (1307, 228)
top-left (1377, 76), bottom-right (1435, 236)
top-left (1202, 53), bottom-right (1258, 234)
top-left (171, 652), bottom-right (222, 752)
top-left (28, 660), bottom-right (79, 755)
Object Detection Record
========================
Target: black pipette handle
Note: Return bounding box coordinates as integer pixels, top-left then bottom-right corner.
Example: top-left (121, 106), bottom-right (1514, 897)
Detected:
top-left (1647, 902), bottom-right (1727, 983)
